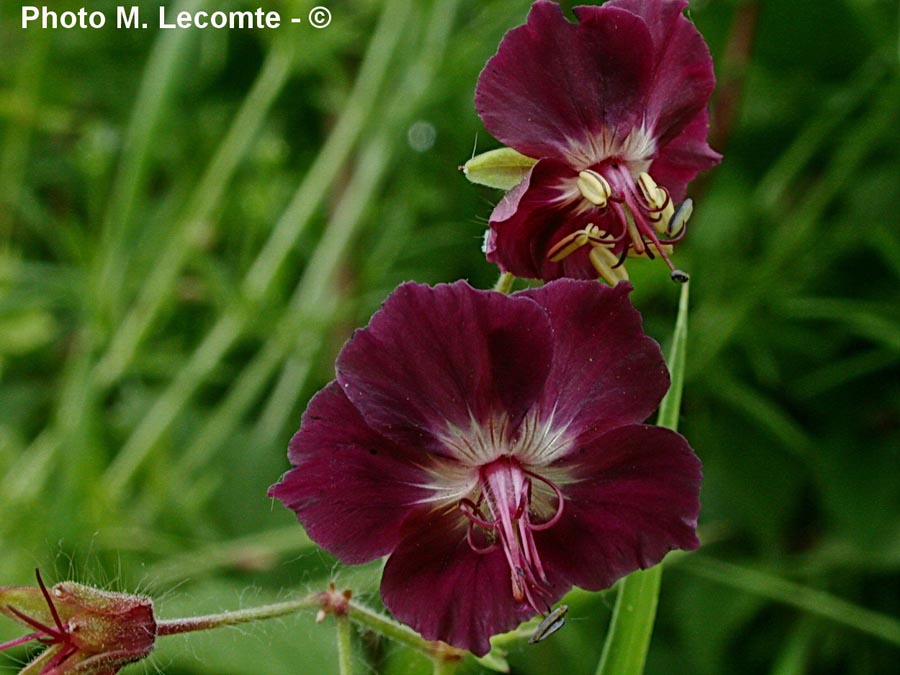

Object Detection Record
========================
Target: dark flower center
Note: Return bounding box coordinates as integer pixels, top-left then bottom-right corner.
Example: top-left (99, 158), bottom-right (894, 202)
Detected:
top-left (458, 456), bottom-right (564, 614)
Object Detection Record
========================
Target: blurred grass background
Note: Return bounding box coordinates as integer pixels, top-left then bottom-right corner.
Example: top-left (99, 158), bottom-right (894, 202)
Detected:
top-left (1, 0), bottom-right (899, 673)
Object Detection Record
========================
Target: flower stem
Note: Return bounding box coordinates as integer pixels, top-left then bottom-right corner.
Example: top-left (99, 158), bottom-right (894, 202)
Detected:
top-left (346, 601), bottom-right (426, 654)
top-left (153, 589), bottom-right (465, 670)
top-left (155, 595), bottom-right (320, 636)
top-left (432, 657), bottom-right (461, 675)
top-left (337, 615), bottom-right (355, 675)
top-left (595, 281), bottom-right (690, 675)
top-left (346, 600), bottom-right (465, 664)
top-left (493, 271), bottom-right (515, 294)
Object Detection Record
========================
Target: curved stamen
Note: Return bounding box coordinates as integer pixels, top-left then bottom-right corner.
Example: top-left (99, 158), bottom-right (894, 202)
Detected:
top-left (458, 497), bottom-right (495, 530)
top-left (546, 224), bottom-right (612, 263)
top-left (465, 520), bottom-right (497, 554)
top-left (654, 223), bottom-right (689, 245)
top-left (460, 496), bottom-right (500, 553)
top-left (522, 470), bottom-right (565, 531)
top-left (613, 246), bottom-right (631, 267)
top-left (645, 191), bottom-right (672, 215)
top-left (637, 172), bottom-right (675, 234)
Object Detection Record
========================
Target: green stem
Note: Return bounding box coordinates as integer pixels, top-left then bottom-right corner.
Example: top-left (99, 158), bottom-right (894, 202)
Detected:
top-left (153, 590), bottom-right (465, 668)
top-left (346, 601), bottom-right (437, 655)
top-left (595, 568), bottom-right (662, 675)
top-left (432, 657), bottom-right (461, 675)
top-left (346, 599), bottom-right (466, 665)
top-left (155, 595), bottom-right (319, 635)
top-left (595, 282), bottom-right (690, 675)
top-left (337, 615), bottom-right (355, 675)
top-left (493, 271), bottom-right (515, 294)
top-left (656, 281), bottom-right (690, 433)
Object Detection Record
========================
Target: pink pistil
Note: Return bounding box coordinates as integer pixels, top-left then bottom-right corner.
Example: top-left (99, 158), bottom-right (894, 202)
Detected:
top-left (605, 164), bottom-right (679, 270)
top-left (459, 457), bottom-right (564, 614)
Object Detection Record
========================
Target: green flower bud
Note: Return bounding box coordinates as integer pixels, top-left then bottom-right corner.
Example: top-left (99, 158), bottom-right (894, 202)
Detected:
top-left (460, 147), bottom-right (536, 190)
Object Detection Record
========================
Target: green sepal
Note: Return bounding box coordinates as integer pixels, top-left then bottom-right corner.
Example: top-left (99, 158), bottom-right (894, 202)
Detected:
top-left (475, 647), bottom-right (511, 673)
top-left (460, 147), bottom-right (537, 190)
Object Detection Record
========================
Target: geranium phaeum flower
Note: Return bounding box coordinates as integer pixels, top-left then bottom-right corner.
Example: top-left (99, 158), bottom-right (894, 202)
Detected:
top-left (475, 0), bottom-right (721, 283)
top-left (269, 280), bottom-right (701, 655)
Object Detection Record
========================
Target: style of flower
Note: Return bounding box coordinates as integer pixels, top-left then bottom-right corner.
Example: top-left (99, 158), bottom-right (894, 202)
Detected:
top-left (0, 571), bottom-right (156, 675)
top-left (474, 0), bottom-right (721, 283)
top-left (269, 280), bottom-right (702, 655)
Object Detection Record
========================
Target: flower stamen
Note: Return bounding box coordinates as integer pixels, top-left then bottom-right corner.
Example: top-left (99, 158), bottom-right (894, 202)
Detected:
top-left (609, 165), bottom-right (690, 283)
top-left (459, 497), bottom-right (499, 554)
top-left (589, 245), bottom-right (629, 285)
top-left (522, 469), bottom-right (565, 531)
top-left (546, 224), bottom-right (609, 262)
top-left (637, 172), bottom-right (674, 234)
top-left (576, 169), bottom-right (612, 207)
top-left (620, 204), bottom-right (646, 254)
top-left (667, 198), bottom-right (693, 237)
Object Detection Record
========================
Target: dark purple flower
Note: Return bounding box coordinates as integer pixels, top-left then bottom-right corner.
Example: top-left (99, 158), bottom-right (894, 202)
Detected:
top-left (269, 280), bottom-right (701, 655)
top-left (475, 0), bottom-right (721, 283)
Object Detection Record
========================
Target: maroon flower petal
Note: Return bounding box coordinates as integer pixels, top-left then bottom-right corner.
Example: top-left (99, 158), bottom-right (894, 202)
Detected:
top-left (648, 108), bottom-right (722, 202)
top-left (475, 1), bottom-right (653, 164)
top-left (537, 424), bottom-right (701, 590)
top-left (381, 507), bottom-right (548, 655)
top-left (268, 382), bottom-right (437, 564)
top-left (606, 0), bottom-right (717, 148)
top-left (336, 282), bottom-right (554, 454)
top-left (521, 280), bottom-right (670, 442)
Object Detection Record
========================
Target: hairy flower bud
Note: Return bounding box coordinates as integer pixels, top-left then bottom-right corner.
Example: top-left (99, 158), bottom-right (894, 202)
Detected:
top-left (0, 571), bottom-right (155, 675)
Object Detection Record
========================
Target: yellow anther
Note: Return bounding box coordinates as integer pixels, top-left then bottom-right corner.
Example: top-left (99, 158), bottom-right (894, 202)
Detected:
top-left (637, 172), bottom-right (664, 207)
top-left (576, 170), bottom-right (611, 207)
top-left (589, 245), bottom-right (629, 286)
top-left (624, 211), bottom-right (646, 254)
top-left (638, 172), bottom-right (674, 234)
top-left (547, 224), bottom-right (607, 262)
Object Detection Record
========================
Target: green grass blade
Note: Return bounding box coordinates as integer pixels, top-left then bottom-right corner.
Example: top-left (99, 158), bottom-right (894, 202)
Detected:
top-left (96, 0), bottom-right (206, 318)
top-left (596, 281), bottom-right (690, 675)
top-left (681, 556), bottom-right (900, 647)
